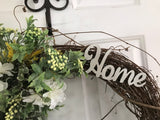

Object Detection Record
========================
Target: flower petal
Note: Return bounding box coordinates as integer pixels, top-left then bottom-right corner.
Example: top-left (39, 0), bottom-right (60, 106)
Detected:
top-left (0, 62), bottom-right (2, 67)
top-left (0, 62), bottom-right (14, 77)
top-left (3, 71), bottom-right (13, 76)
top-left (0, 81), bottom-right (8, 91)
top-left (3, 63), bottom-right (14, 71)
top-left (0, 74), bottom-right (3, 78)
top-left (43, 81), bottom-right (67, 109)
top-left (23, 94), bottom-right (44, 107)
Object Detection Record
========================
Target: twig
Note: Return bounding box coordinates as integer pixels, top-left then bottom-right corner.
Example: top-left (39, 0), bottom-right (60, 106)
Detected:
top-left (38, 27), bottom-right (84, 46)
top-left (101, 99), bottom-right (124, 120)
top-left (13, 5), bottom-right (26, 32)
top-left (52, 29), bottom-right (85, 46)
top-left (54, 31), bottom-right (160, 67)
top-left (52, 35), bottom-right (56, 45)
top-left (103, 80), bottom-right (160, 111)
top-left (114, 45), bottom-right (129, 51)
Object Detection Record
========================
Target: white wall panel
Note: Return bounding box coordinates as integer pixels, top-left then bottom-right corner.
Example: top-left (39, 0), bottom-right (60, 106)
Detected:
top-left (72, 0), bottom-right (140, 9)
top-left (1, 0), bottom-right (160, 120)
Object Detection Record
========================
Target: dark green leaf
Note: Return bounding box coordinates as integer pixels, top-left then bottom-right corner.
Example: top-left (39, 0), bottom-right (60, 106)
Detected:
top-left (45, 70), bottom-right (54, 79)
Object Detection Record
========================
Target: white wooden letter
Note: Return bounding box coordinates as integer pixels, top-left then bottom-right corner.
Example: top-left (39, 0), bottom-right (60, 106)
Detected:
top-left (133, 73), bottom-right (147, 87)
top-left (112, 67), bottom-right (135, 85)
top-left (84, 44), bottom-right (147, 88)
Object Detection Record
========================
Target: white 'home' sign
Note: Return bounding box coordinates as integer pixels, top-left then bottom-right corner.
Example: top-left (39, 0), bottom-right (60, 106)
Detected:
top-left (84, 44), bottom-right (147, 87)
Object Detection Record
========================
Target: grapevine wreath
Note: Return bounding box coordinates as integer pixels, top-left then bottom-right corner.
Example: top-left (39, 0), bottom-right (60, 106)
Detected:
top-left (0, 16), bottom-right (160, 120)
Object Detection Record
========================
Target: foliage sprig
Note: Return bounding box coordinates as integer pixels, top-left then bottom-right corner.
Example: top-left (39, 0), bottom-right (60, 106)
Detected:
top-left (0, 16), bottom-right (85, 120)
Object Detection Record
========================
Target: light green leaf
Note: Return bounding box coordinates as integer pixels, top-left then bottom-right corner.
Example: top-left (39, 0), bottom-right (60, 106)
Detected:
top-left (10, 43), bottom-right (19, 50)
top-left (40, 82), bottom-right (52, 91)
top-left (29, 72), bottom-right (51, 93)
top-left (64, 69), bottom-right (70, 77)
top-left (28, 73), bottom-right (37, 82)
top-left (31, 64), bottom-right (42, 74)
top-left (18, 52), bottom-right (26, 63)
top-left (0, 91), bottom-right (9, 112)
top-left (12, 53), bottom-right (19, 61)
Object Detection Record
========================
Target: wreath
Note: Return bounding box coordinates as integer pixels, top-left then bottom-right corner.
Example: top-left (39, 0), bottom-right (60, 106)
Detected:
top-left (0, 16), bottom-right (160, 120)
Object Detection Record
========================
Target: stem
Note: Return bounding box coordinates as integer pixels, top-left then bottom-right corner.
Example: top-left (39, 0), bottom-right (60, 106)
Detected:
top-left (13, 5), bottom-right (26, 32)
top-left (101, 99), bottom-right (124, 120)
top-left (104, 79), bottom-right (160, 111)
top-left (52, 29), bottom-right (85, 46)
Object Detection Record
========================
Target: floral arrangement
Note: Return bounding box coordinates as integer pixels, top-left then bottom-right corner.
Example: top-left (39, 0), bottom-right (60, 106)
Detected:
top-left (0, 16), bottom-right (85, 120)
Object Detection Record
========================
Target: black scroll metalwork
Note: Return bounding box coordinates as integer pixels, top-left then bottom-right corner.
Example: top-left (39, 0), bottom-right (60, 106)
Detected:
top-left (24, 0), bottom-right (69, 36)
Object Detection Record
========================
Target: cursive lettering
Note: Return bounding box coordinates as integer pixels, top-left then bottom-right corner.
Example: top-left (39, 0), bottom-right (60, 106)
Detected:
top-left (84, 44), bottom-right (146, 87)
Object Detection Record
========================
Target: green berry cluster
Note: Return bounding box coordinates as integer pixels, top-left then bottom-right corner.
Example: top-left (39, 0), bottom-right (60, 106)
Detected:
top-left (0, 27), bottom-right (16, 36)
top-left (47, 48), bottom-right (68, 71)
top-left (24, 27), bottom-right (42, 42)
top-left (77, 59), bottom-right (84, 74)
top-left (5, 98), bottom-right (21, 120)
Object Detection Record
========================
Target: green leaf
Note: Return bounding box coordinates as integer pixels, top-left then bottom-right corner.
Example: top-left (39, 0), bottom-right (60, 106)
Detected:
top-left (11, 83), bottom-right (22, 94)
top-left (29, 72), bottom-right (51, 93)
top-left (40, 82), bottom-right (52, 91)
top-left (69, 50), bottom-right (84, 61)
top-left (59, 82), bottom-right (64, 89)
top-left (12, 53), bottom-right (19, 61)
top-left (43, 29), bottom-right (48, 35)
top-left (64, 69), bottom-right (70, 77)
top-left (19, 103), bottom-right (35, 119)
top-left (26, 16), bottom-right (35, 30)
top-left (0, 91), bottom-right (9, 112)
top-left (45, 70), bottom-right (54, 79)
top-left (10, 43), bottom-right (19, 50)
top-left (28, 73), bottom-right (37, 82)
top-left (25, 103), bottom-right (35, 114)
top-left (39, 57), bottom-right (48, 69)
top-left (18, 52), bottom-right (26, 63)
top-left (0, 40), bottom-right (6, 50)
top-left (29, 73), bottom-right (44, 93)
top-left (55, 105), bottom-right (65, 110)
top-left (42, 97), bottom-right (51, 103)
top-left (31, 64), bottom-right (42, 74)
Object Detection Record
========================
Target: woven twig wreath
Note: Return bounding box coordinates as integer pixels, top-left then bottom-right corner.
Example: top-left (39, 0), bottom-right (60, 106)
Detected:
top-left (53, 44), bottom-right (160, 120)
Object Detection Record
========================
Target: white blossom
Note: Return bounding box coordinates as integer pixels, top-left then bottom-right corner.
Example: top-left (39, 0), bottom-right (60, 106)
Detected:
top-left (23, 80), bottom-right (67, 109)
top-left (0, 62), bottom-right (14, 77)
top-left (23, 90), bottom-right (44, 107)
top-left (43, 79), bottom-right (67, 109)
top-left (0, 81), bottom-right (8, 91)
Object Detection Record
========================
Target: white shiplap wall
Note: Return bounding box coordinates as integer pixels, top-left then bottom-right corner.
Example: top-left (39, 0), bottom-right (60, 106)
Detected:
top-left (1, 0), bottom-right (160, 119)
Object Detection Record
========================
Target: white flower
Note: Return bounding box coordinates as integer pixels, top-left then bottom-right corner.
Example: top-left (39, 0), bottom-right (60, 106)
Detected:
top-left (43, 79), bottom-right (67, 109)
top-left (0, 81), bottom-right (8, 91)
top-left (23, 80), bottom-right (67, 109)
top-left (23, 90), bottom-right (44, 107)
top-left (0, 62), bottom-right (14, 77)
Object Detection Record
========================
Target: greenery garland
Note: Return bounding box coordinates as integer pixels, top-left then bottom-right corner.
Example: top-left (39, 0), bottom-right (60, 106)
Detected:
top-left (0, 16), bottom-right (86, 120)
